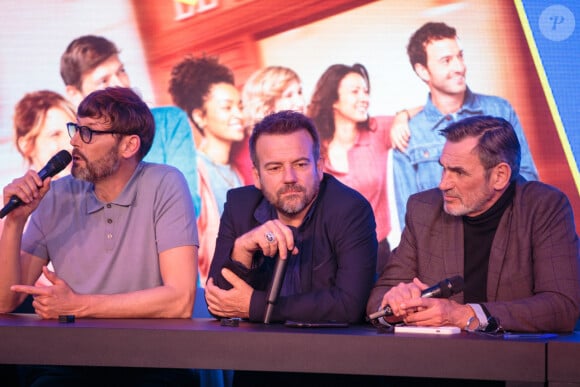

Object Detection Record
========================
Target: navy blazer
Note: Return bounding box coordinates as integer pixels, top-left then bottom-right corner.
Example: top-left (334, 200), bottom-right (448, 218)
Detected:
top-left (208, 174), bottom-right (377, 323)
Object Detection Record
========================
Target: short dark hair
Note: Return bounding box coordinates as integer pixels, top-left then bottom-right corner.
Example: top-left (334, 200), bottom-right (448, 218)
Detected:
top-left (307, 63), bottom-right (370, 147)
top-left (440, 115), bottom-right (521, 181)
top-left (249, 110), bottom-right (320, 167)
top-left (168, 55), bottom-right (234, 134)
top-left (77, 87), bottom-right (155, 161)
top-left (407, 22), bottom-right (457, 69)
top-left (60, 35), bottom-right (120, 90)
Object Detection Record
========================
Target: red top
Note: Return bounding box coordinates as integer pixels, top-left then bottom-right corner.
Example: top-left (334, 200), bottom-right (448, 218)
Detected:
top-left (324, 116), bottom-right (393, 241)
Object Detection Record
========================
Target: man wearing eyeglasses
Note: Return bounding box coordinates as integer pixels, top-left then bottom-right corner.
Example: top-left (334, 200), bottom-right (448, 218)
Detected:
top-left (0, 87), bottom-right (199, 385)
top-left (367, 115), bottom-right (579, 333)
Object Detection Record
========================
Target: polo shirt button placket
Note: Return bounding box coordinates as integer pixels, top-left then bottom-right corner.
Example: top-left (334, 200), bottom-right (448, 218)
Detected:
top-left (104, 204), bottom-right (114, 251)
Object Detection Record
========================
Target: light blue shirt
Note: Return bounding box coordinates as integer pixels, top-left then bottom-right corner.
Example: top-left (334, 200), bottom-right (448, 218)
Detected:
top-left (145, 106), bottom-right (201, 219)
top-left (393, 88), bottom-right (539, 230)
top-left (197, 153), bottom-right (242, 216)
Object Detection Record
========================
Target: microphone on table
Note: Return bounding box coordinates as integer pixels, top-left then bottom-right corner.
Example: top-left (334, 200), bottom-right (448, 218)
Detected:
top-left (366, 275), bottom-right (464, 321)
top-left (0, 150), bottom-right (72, 219)
top-left (263, 251), bottom-right (291, 324)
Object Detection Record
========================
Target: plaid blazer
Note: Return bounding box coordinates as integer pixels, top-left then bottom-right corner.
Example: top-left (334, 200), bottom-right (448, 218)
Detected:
top-left (367, 176), bottom-right (580, 332)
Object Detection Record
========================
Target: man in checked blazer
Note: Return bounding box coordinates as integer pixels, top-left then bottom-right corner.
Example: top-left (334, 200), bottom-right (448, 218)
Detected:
top-left (367, 115), bottom-right (579, 333)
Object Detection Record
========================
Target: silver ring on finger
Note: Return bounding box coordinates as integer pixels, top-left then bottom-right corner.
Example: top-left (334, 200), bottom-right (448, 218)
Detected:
top-left (264, 231), bottom-right (276, 243)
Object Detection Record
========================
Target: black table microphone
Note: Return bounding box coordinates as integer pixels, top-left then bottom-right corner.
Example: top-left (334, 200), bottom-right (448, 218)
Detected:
top-left (367, 275), bottom-right (464, 321)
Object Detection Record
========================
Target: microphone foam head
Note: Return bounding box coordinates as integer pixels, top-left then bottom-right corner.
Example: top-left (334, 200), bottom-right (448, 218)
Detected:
top-left (51, 150), bottom-right (73, 168)
top-left (447, 275), bottom-right (465, 295)
top-left (436, 275), bottom-right (465, 298)
top-left (45, 150), bottom-right (72, 177)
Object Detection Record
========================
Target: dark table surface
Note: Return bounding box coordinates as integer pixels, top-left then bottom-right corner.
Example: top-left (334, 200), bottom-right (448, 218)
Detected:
top-left (0, 314), bottom-right (562, 383)
top-left (546, 331), bottom-right (580, 385)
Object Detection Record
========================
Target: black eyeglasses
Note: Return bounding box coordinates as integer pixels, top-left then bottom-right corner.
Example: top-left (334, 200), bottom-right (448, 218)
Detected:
top-left (67, 122), bottom-right (134, 144)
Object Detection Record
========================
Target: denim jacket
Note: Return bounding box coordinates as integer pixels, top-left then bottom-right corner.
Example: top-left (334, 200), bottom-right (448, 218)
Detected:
top-left (393, 88), bottom-right (539, 230)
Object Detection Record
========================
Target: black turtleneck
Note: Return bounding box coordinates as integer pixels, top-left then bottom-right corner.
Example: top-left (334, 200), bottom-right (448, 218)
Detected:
top-left (462, 181), bottom-right (515, 303)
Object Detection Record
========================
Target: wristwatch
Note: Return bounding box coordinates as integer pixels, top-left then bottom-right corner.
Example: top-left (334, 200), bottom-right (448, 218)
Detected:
top-left (465, 316), bottom-right (481, 332)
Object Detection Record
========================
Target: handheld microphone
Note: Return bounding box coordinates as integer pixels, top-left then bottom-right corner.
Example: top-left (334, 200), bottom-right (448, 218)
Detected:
top-left (367, 275), bottom-right (464, 321)
top-left (263, 251), bottom-right (290, 324)
top-left (0, 150), bottom-right (72, 219)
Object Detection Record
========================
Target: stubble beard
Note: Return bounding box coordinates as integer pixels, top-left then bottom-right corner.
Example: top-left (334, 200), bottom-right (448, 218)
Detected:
top-left (273, 183), bottom-right (318, 218)
top-left (442, 186), bottom-right (495, 217)
top-left (72, 147), bottom-right (120, 183)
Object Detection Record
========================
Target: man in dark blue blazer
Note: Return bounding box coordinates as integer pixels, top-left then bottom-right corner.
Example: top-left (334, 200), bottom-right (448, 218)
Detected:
top-left (205, 110), bottom-right (377, 323)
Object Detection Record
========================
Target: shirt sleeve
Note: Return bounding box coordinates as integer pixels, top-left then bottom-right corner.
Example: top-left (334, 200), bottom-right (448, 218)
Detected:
top-left (153, 167), bottom-right (199, 253)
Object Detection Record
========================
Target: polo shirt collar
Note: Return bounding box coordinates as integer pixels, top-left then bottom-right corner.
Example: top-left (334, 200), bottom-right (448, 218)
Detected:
top-left (86, 162), bottom-right (144, 214)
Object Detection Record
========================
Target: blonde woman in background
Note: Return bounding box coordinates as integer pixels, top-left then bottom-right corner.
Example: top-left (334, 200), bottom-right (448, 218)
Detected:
top-left (243, 66), bottom-right (305, 122)
top-left (14, 90), bottom-right (74, 177)
top-left (232, 66), bottom-right (306, 184)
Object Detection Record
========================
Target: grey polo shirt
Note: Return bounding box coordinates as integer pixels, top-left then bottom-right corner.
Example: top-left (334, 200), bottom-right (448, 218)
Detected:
top-left (22, 162), bottom-right (199, 295)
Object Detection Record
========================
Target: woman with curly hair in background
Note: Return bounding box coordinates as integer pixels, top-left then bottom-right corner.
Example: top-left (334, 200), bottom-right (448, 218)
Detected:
top-left (169, 55), bottom-right (245, 286)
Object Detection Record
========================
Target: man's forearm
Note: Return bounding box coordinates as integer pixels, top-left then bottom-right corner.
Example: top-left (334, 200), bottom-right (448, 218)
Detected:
top-left (231, 238), bottom-right (254, 269)
top-left (79, 285), bottom-right (195, 319)
top-left (0, 218), bottom-right (28, 312)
